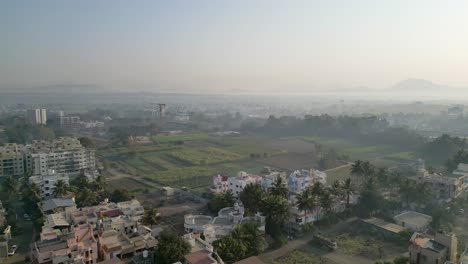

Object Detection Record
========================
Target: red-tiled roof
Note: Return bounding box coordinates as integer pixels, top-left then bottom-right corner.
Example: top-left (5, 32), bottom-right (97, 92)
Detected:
top-left (99, 209), bottom-right (122, 217)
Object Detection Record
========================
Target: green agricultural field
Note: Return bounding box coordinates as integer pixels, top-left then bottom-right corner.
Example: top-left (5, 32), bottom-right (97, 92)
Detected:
top-left (167, 147), bottom-right (242, 165)
top-left (140, 153), bottom-right (178, 170)
top-left (146, 161), bottom-right (265, 191)
top-left (152, 133), bottom-right (209, 143)
top-left (97, 145), bottom-right (178, 155)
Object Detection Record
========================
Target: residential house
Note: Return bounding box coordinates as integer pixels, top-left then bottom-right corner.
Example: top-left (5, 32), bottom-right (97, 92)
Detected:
top-left (409, 232), bottom-right (458, 264)
top-left (412, 163), bottom-right (465, 199)
top-left (32, 223), bottom-right (98, 264)
top-left (40, 198), bottom-right (76, 215)
top-left (288, 169), bottom-right (327, 203)
top-left (183, 233), bottom-right (223, 264)
top-left (29, 171), bottom-right (70, 200)
top-left (210, 174), bottom-right (229, 194)
top-left (228, 172), bottom-right (262, 197)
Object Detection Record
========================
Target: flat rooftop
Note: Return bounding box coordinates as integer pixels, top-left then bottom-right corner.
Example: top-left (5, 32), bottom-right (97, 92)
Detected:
top-left (394, 211), bottom-right (432, 228)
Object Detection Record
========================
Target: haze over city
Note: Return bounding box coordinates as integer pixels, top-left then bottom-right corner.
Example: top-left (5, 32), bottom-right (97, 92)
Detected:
top-left (2, 0), bottom-right (468, 95)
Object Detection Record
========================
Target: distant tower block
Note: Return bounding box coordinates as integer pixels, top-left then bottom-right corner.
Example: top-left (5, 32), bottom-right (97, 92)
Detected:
top-left (158, 103), bottom-right (166, 118)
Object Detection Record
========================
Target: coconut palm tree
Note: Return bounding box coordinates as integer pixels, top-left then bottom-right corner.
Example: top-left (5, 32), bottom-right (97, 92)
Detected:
top-left (295, 189), bottom-right (315, 222)
top-left (361, 161), bottom-right (374, 177)
top-left (270, 177), bottom-right (288, 198)
top-left (399, 179), bottom-right (415, 208)
top-left (142, 207), bottom-right (160, 226)
top-left (350, 160), bottom-right (364, 176)
top-left (53, 179), bottom-right (68, 197)
top-left (330, 180), bottom-right (342, 198)
top-left (342, 178), bottom-right (354, 211)
top-left (319, 188), bottom-right (334, 214)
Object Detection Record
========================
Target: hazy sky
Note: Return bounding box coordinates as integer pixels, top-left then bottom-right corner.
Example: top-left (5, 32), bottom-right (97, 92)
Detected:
top-left (1, 0), bottom-right (468, 93)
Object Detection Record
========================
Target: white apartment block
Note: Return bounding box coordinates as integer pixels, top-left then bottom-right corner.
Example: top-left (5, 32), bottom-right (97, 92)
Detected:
top-left (0, 143), bottom-right (25, 176)
top-left (59, 116), bottom-right (81, 130)
top-left (29, 172), bottom-right (69, 200)
top-left (228, 171), bottom-right (262, 197)
top-left (26, 137), bottom-right (95, 176)
top-left (27, 109), bottom-right (47, 125)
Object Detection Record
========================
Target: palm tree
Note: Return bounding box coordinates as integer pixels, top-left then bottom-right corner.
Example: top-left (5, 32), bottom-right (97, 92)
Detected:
top-left (53, 179), bottom-right (68, 197)
top-left (415, 182), bottom-right (432, 208)
top-left (319, 188), bottom-right (334, 214)
top-left (29, 182), bottom-right (41, 200)
top-left (361, 161), bottom-right (374, 177)
top-left (142, 207), bottom-right (160, 226)
top-left (296, 189), bottom-right (315, 222)
top-left (77, 188), bottom-right (97, 207)
top-left (262, 195), bottom-right (290, 226)
top-left (342, 178), bottom-right (354, 211)
top-left (239, 183), bottom-right (264, 216)
top-left (270, 177), bottom-right (288, 198)
top-left (2, 176), bottom-right (19, 200)
top-left (330, 180), bottom-right (342, 198)
top-left (93, 174), bottom-right (106, 193)
top-left (399, 179), bottom-right (415, 208)
top-left (350, 160), bottom-right (364, 176)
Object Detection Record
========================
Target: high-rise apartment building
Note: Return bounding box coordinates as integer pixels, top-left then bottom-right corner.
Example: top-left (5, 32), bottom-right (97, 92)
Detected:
top-left (27, 109), bottom-right (47, 125)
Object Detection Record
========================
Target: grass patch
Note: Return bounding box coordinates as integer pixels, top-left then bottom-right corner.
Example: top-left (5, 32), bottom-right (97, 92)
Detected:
top-left (152, 133), bottom-right (209, 143)
top-left (271, 249), bottom-right (320, 264)
top-left (167, 147), bottom-right (242, 165)
top-left (335, 234), bottom-right (380, 258)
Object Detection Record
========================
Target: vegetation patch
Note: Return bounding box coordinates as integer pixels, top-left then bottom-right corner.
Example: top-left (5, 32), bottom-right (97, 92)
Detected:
top-left (167, 147), bottom-right (242, 165)
top-left (271, 249), bottom-right (320, 264)
top-left (152, 133), bottom-right (209, 143)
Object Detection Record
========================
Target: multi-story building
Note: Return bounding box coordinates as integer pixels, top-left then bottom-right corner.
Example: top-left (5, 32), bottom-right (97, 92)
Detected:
top-left (26, 137), bottom-right (95, 176)
top-left (209, 174), bottom-right (229, 193)
top-left (261, 171), bottom-right (287, 191)
top-left (27, 108), bottom-right (47, 125)
top-left (29, 171), bottom-right (69, 200)
top-left (228, 172), bottom-right (262, 197)
top-left (59, 115), bottom-right (81, 130)
top-left (409, 232), bottom-right (458, 264)
top-left (0, 143), bottom-right (25, 177)
top-left (412, 166), bottom-right (465, 199)
top-left (0, 201), bottom-right (6, 227)
top-left (32, 224), bottom-right (98, 264)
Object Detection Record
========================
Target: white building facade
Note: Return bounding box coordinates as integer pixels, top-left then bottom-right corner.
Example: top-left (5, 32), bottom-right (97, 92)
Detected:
top-left (29, 172), bottom-right (70, 200)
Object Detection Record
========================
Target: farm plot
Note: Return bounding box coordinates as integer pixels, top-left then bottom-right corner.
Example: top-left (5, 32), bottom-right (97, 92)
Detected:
top-left (258, 153), bottom-right (317, 171)
top-left (107, 177), bottom-right (150, 192)
top-left (167, 147), bottom-right (242, 165)
top-left (152, 133), bottom-right (209, 143)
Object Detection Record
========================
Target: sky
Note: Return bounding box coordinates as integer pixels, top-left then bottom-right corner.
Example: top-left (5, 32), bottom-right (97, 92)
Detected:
top-left (1, 0), bottom-right (468, 93)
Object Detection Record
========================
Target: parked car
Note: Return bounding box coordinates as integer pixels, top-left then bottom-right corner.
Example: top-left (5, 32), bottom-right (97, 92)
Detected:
top-left (8, 245), bottom-right (18, 256)
top-left (23, 213), bottom-right (31, 220)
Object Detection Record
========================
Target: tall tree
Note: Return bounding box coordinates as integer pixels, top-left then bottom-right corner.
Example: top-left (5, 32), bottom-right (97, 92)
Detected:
top-left (295, 189), bottom-right (315, 221)
top-left (111, 189), bottom-right (132, 203)
top-left (350, 160), bottom-right (364, 176)
top-left (142, 207), bottom-right (160, 226)
top-left (342, 178), bottom-right (354, 211)
top-left (53, 179), bottom-right (68, 197)
top-left (261, 194), bottom-right (290, 238)
top-left (270, 177), bottom-right (288, 199)
top-left (399, 179), bottom-right (415, 208)
top-left (319, 188), bottom-right (334, 214)
top-left (361, 161), bottom-right (374, 177)
top-left (155, 231), bottom-right (191, 264)
top-left (2, 176), bottom-right (19, 200)
top-left (76, 188), bottom-right (98, 207)
top-left (239, 183), bottom-right (264, 215)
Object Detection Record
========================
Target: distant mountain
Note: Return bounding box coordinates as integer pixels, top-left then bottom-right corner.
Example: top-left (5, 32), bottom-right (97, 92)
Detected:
top-left (388, 78), bottom-right (450, 92)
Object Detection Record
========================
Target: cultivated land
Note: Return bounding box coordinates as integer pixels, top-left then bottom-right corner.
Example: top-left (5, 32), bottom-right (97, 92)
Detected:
top-left (99, 133), bottom-right (416, 195)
